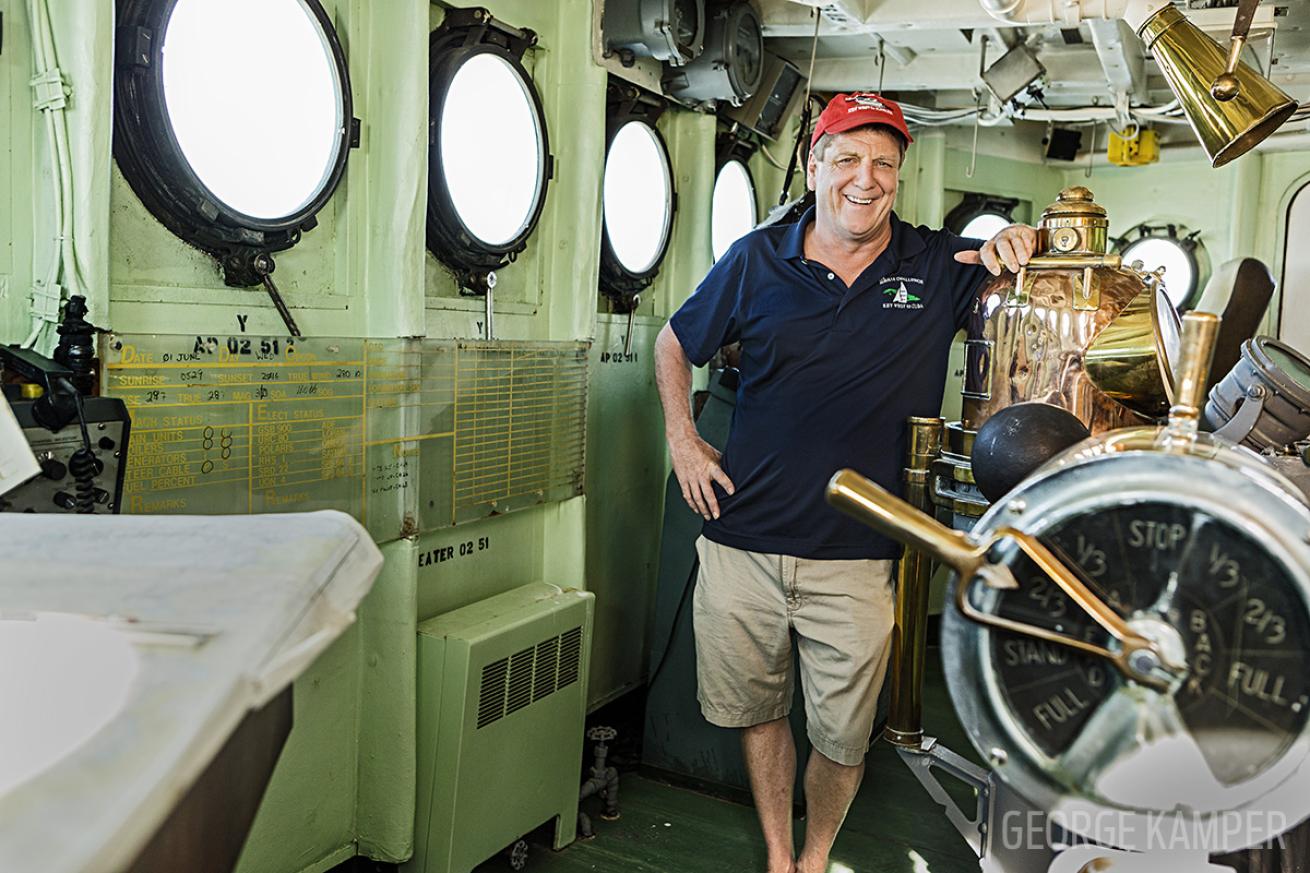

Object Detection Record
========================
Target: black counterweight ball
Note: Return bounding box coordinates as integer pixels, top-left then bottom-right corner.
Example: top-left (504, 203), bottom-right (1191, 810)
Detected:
top-left (972, 403), bottom-right (1091, 503)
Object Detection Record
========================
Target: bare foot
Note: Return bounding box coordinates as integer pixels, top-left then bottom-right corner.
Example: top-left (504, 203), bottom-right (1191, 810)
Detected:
top-left (766, 858), bottom-right (796, 873)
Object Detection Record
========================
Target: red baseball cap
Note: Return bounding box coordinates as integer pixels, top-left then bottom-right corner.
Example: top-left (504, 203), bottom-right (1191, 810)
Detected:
top-left (810, 92), bottom-right (913, 149)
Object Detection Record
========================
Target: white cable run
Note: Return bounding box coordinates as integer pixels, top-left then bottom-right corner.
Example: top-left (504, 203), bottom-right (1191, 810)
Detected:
top-left (24, 0), bottom-right (86, 349)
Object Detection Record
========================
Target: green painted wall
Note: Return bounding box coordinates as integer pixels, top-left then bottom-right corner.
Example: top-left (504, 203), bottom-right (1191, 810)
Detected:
top-left (235, 538), bottom-right (418, 873)
top-left (1240, 150), bottom-right (1310, 338)
top-left (0, 0), bottom-right (27, 343)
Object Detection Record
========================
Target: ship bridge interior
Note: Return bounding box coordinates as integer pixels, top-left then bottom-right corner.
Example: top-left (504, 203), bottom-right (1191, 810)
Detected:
top-left (2, 1), bottom-right (1310, 873)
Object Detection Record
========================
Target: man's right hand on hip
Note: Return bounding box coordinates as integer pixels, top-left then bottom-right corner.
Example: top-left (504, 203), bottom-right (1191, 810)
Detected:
top-left (669, 432), bottom-right (735, 520)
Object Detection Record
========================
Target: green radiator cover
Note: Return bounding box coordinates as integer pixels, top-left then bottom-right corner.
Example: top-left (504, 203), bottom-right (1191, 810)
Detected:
top-left (409, 583), bottom-right (594, 873)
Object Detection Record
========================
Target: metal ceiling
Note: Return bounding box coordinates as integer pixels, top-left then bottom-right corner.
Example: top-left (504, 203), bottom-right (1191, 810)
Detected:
top-left (759, 0), bottom-right (1310, 114)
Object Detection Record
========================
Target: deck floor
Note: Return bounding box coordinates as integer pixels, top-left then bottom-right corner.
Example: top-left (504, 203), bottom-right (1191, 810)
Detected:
top-left (475, 651), bottom-right (982, 873)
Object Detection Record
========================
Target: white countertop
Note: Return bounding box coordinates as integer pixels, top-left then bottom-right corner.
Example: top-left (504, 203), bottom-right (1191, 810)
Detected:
top-left (0, 510), bottom-right (383, 872)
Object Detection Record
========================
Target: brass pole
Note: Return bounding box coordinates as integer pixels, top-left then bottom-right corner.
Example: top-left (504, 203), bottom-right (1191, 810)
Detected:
top-left (1162, 311), bottom-right (1221, 448)
top-left (884, 416), bottom-right (943, 748)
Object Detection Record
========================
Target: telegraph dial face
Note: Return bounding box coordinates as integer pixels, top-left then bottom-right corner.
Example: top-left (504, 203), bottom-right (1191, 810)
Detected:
top-left (941, 451), bottom-right (1310, 856)
top-left (985, 500), bottom-right (1310, 797)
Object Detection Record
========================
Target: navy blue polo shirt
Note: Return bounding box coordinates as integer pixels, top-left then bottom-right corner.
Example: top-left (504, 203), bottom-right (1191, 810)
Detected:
top-left (669, 207), bottom-right (990, 559)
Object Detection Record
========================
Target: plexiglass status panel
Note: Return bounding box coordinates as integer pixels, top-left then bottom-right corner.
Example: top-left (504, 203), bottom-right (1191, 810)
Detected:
top-left (1281, 182), bottom-right (1310, 352)
top-left (102, 334), bottom-right (588, 541)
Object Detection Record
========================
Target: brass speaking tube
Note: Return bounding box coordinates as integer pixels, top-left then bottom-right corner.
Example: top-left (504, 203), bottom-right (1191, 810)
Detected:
top-left (884, 417), bottom-right (943, 748)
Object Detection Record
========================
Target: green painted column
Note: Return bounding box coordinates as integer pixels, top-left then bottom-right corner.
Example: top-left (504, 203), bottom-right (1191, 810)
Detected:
top-left (235, 538), bottom-right (418, 873)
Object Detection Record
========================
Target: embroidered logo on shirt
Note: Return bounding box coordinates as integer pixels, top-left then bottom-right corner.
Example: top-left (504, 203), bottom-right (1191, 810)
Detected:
top-left (880, 276), bottom-right (925, 310)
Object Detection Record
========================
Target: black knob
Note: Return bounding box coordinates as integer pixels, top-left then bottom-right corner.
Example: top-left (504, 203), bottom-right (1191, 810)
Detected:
top-left (53, 491), bottom-right (77, 510)
top-left (40, 458), bottom-right (67, 480)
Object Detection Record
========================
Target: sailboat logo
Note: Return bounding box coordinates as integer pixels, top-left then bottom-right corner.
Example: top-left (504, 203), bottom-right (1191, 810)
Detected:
top-left (884, 282), bottom-right (921, 305)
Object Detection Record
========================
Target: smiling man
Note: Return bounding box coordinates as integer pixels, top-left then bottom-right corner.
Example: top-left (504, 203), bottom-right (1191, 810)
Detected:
top-left (654, 92), bottom-right (1036, 873)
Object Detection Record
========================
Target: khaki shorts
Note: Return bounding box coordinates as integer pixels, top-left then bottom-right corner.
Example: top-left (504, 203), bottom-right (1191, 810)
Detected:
top-left (692, 536), bottom-right (895, 767)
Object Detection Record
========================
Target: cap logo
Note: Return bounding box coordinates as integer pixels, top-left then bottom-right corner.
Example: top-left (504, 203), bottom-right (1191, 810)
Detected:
top-left (850, 95), bottom-right (887, 111)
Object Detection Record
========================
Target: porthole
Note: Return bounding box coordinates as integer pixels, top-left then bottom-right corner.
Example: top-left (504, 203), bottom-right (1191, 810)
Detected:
top-left (604, 122), bottom-right (673, 275)
top-left (1117, 224), bottom-right (1206, 311)
top-left (599, 104), bottom-right (675, 301)
top-left (959, 213), bottom-right (1012, 240)
top-left (428, 10), bottom-right (552, 294)
top-left (114, 0), bottom-right (356, 292)
top-left (711, 159), bottom-right (756, 261)
top-left (945, 193), bottom-right (1019, 240)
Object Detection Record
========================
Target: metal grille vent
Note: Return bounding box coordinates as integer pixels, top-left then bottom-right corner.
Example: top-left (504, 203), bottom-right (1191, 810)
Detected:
top-left (558, 626), bottom-right (582, 688)
top-left (506, 646), bottom-right (535, 715)
top-left (475, 624), bottom-right (584, 729)
top-left (533, 636), bottom-right (560, 702)
top-left (477, 658), bottom-right (510, 728)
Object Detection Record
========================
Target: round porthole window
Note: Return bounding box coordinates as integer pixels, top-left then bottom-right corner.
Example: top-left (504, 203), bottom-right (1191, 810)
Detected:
top-left (711, 159), bottom-right (756, 261)
top-left (162, 0), bottom-right (342, 220)
top-left (945, 193), bottom-right (1019, 241)
top-left (114, 0), bottom-right (355, 290)
top-left (440, 55), bottom-right (545, 247)
top-left (600, 120), bottom-right (675, 293)
top-left (959, 212), bottom-right (1011, 240)
top-left (1118, 224), bottom-right (1206, 311)
top-left (428, 11), bottom-right (552, 294)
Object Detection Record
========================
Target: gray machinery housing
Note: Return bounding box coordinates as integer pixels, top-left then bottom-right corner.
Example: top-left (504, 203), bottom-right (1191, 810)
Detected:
top-left (665, 1), bottom-right (764, 106)
top-left (724, 52), bottom-right (804, 141)
top-left (603, 0), bottom-right (706, 67)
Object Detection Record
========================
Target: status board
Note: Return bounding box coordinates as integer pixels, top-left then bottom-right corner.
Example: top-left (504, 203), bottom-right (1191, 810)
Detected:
top-left (102, 334), bottom-right (589, 541)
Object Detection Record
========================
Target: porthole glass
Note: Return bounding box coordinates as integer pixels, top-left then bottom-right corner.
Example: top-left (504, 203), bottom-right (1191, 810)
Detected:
top-left (161, 0), bottom-right (344, 220)
top-left (113, 0), bottom-right (355, 288)
top-left (945, 193), bottom-right (1019, 241)
top-left (1124, 236), bottom-right (1197, 311)
top-left (711, 159), bottom-right (756, 261)
top-left (439, 53), bottom-right (546, 247)
top-left (427, 13), bottom-right (551, 293)
top-left (603, 121), bottom-right (674, 276)
top-left (960, 212), bottom-right (1011, 241)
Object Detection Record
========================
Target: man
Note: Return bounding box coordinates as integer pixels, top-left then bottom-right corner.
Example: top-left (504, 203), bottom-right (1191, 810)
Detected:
top-left (654, 92), bottom-right (1036, 873)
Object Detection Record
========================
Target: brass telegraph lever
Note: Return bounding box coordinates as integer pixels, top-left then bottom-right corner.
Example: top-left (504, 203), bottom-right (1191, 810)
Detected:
top-left (825, 470), bottom-right (1182, 690)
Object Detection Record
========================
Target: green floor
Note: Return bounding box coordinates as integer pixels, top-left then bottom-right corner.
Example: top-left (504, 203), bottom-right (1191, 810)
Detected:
top-left (475, 651), bottom-right (982, 873)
